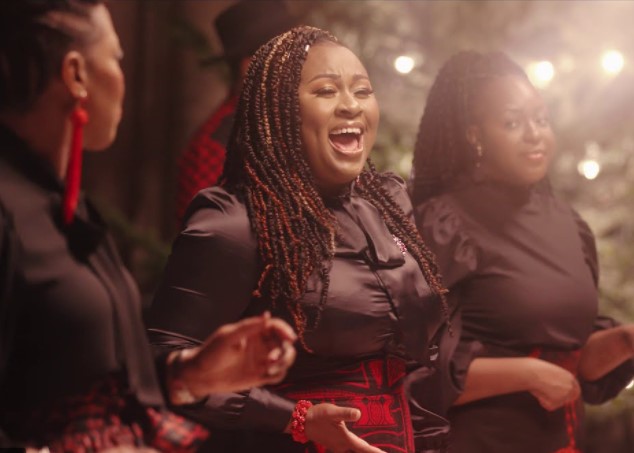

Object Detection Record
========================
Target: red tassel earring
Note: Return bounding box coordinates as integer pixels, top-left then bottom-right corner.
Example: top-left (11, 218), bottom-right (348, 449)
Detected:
top-left (62, 94), bottom-right (89, 225)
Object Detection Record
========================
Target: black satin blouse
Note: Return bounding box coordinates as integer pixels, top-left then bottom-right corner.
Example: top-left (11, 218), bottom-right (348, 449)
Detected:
top-left (412, 180), bottom-right (634, 452)
top-left (148, 174), bottom-right (443, 433)
top-left (0, 125), bottom-right (164, 442)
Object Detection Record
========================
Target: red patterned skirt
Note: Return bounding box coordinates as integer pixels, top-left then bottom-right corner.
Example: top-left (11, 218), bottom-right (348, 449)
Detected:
top-left (272, 357), bottom-right (414, 453)
top-left (1, 374), bottom-right (208, 452)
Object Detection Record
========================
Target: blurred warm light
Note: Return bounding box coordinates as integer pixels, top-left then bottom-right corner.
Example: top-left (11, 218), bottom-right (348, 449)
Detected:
top-left (559, 55), bottom-right (575, 73)
top-left (577, 159), bottom-right (601, 180)
top-left (398, 153), bottom-right (413, 176)
top-left (601, 50), bottom-right (624, 75)
top-left (394, 55), bottom-right (415, 74)
top-left (627, 379), bottom-right (634, 390)
top-left (527, 60), bottom-right (555, 88)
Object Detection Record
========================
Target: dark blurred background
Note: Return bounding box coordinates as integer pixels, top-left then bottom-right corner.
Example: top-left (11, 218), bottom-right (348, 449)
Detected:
top-left (88, 2), bottom-right (634, 450)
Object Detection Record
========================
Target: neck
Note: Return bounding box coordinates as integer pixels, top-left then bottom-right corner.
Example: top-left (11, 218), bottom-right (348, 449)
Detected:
top-left (0, 103), bottom-right (72, 179)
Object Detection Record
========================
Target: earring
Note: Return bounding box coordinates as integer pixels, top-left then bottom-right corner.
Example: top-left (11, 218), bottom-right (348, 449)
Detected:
top-left (62, 94), bottom-right (89, 225)
top-left (475, 143), bottom-right (484, 167)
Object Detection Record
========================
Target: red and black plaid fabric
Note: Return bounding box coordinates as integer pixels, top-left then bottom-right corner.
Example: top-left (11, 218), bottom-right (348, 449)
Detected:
top-left (273, 357), bottom-right (414, 453)
top-left (176, 95), bottom-right (238, 225)
top-left (3, 373), bottom-right (208, 452)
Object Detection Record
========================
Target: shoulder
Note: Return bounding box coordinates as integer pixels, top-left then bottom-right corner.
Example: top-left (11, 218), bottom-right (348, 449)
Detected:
top-left (177, 186), bottom-right (256, 256)
top-left (413, 192), bottom-right (463, 234)
top-left (373, 172), bottom-right (410, 208)
top-left (413, 193), bottom-right (479, 274)
top-left (376, 171), bottom-right (407, 194)
top-left (182, 186), bottom-right (250, 234)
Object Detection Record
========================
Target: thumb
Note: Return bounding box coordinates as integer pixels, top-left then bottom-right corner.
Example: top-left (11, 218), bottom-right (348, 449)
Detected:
top-left (333, 406), bottom-right (361, 422)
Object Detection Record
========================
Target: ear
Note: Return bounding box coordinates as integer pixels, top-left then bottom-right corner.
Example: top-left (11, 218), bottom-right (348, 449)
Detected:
top-left (465, 124), bottom-right (482, 149)
top-left (60, 50), bottom-right (88, 99)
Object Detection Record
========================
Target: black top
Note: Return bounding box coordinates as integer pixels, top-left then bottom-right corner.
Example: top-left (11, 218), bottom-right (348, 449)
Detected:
top-left (0, 125), bottom-right (164, 443)
top-left (148, 175), bottom-right (444, 437)
top-left (412, 180), bottom-right (634, 452)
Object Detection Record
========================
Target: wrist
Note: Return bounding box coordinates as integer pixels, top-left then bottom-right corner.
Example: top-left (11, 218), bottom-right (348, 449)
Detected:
top-left (167, 348), bottom-right (207, 405)
top-left (622, 325), bottom-right (634, 356)
top-left (519, 357), bottom-right (543, 391)
top-left (289, 400), bottom-right (313, 443)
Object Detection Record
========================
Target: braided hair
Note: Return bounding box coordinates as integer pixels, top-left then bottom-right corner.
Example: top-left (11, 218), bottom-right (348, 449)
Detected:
top-left (222, 26), bottom-right (448, 349)
top-left (410, 51), bottom-right (529, 206)
top-left (0, 0), bottom-right (102, 112)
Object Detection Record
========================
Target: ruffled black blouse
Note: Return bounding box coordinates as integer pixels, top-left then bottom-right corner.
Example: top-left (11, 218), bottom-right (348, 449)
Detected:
top-left (413, 180), bottom-right (634, 452)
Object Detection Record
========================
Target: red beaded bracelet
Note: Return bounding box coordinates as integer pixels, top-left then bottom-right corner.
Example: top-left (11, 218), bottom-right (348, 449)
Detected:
top-left (290, 399), bottom-right (313, 444)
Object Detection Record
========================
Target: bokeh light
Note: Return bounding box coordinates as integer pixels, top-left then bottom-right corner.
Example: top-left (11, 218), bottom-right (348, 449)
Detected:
top-left (577, 159), bottom-right (601, 180)
top-left (601, 49), bottom-right (625, 75)
top-left (527, 60), bottom-right (555, 88)
top-left (394, 55), bottom-right (415, 74)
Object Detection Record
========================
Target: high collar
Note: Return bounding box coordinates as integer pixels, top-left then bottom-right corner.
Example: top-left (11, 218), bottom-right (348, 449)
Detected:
top-left (452, 173), bottom-right (552, 206)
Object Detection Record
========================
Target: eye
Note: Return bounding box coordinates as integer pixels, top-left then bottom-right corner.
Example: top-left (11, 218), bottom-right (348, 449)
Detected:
top-left (504, 119), bottom-right (520, 130)
top-left (315, 87), bottom-right (337, 97)
top-left (354, 87), bottom-right (375, 98)
top-left (535, 115), bottom-right (550, 127)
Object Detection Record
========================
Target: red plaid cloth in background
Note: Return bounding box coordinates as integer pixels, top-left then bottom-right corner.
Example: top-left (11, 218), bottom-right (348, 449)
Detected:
top-left (176, 95), bottom-right (238, 225)
top-left (2, 373), bottom-right (208, 453)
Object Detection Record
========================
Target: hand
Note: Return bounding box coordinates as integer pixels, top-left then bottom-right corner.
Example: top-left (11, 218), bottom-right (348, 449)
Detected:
top-left (302, 403), bottom-right (387, 453)
top-left (169, 312), bottom-right (297, 400)
top-left (527, 358), bottom-right (580, 411)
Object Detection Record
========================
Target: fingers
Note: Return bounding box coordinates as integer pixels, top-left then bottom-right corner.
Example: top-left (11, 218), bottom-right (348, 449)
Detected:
top-left (346, 437), bottom-right (388, 453)
top-left (264, 342), bottom-right (296, 380)
top-left (331, 405), bottom-right (361, 422)
top-left (265, 317), bottom-right (298, 343)
top-left (208, 315), bottom-right (269, 344)
top-left (206, 314), bottom-right (297, 349)
top-left (343, 430), bottom-right (388, 453)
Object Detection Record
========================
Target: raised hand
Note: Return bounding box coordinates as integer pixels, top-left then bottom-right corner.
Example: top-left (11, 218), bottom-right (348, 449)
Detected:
top-left (302, 403), bottom-right (387, 453)
top-left (168, 312), bottom-right (297, 402)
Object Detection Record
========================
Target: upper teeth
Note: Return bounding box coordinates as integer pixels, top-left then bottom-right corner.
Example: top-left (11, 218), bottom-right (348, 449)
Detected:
top-left (331, 127), bottom-right (361, 135)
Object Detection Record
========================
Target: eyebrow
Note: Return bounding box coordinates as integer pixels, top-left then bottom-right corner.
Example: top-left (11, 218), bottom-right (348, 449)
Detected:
top-left (307, 73), bottom-right (370, 83)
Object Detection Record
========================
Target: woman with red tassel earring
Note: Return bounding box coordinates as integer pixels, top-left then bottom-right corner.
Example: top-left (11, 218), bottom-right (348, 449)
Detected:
top-left (0, 1), bottom-right (298, 451)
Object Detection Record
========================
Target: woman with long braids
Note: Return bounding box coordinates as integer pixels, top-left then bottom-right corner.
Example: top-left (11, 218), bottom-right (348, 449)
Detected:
top-left (148, 26), bottom-right (448, 453)
top-left (0, 1), bottom-right (298, 451)
top-left (410, 50), bottom-right (634, 452)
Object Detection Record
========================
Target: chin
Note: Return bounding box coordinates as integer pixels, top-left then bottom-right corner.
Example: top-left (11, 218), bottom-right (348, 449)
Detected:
top-left (84, 130), bottom-right (118, 152)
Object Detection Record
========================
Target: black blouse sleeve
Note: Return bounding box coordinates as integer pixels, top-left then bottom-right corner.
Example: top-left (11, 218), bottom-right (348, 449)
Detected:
top-left (147, 188), bottom-right (295, 431)
top-left (571, 210), bottom-right (634, 404)
top-left (580, 316), bottom-right (634, 405)
top-left (571, 209), bottom-right (599, 286)
top-left (0, 203), bottom-right (19, 446)
top-left (412, 197), bottom-right (483, 415)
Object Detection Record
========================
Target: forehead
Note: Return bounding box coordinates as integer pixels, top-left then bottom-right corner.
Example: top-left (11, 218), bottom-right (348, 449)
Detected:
top-left (300, 43), bottom-right (368, 80)
top-left (475, 75), bottom-right (544, 114)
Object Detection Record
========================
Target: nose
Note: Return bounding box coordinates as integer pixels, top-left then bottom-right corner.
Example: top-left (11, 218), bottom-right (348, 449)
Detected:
top-left (336, 91), bottom-right (361, 117)
top-left (524, 119), bottom-right (541, 143)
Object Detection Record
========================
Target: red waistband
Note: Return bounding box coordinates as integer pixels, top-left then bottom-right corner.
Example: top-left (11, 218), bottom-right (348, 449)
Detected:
top-left (528, 347), bottom-right (581, 375)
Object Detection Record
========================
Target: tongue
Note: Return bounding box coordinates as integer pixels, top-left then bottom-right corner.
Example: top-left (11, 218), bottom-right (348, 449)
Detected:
top-left (330, 133), bottom-right (359, 153)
